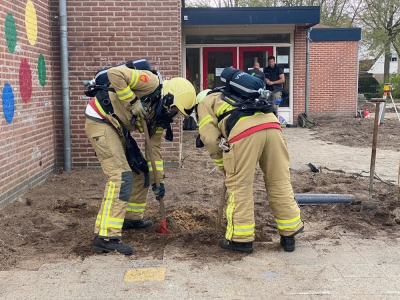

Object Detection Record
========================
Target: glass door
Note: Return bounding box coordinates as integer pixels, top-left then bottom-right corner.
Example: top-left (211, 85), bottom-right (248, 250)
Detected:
top-left (239, 46), bottom-right (273, 74)
top-left (202, 47), bottom-right (237, 90)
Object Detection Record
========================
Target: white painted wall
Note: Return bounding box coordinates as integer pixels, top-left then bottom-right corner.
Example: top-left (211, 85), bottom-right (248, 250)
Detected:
top-left (368, 53), bottom-right (398, 75)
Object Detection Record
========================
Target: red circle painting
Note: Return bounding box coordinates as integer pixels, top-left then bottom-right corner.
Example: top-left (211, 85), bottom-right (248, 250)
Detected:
top-left (19, 58), bottom-right (32, 103)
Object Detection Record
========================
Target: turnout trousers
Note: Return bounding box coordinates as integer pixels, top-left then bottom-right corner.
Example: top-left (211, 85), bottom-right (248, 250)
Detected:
top-left (224, 128), bottom-right (303, 243)
top-left (85, 118), bottom-right (157, 239)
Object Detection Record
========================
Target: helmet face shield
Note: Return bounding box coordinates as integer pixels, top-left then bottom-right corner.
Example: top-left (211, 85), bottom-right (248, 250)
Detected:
top-left (166, 106), bottom-right (179, 120)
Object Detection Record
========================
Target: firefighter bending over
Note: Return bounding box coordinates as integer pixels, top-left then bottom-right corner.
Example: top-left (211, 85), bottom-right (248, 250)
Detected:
top-left (195, 89), bottom-right (304, 254)
top-left (85, 65), bottom-right (196, 255)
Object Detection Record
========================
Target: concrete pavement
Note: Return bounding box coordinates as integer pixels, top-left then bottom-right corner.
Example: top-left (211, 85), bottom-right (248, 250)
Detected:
top-left (1, 235), bottom-right (400, 299)
top-left (284, 127), bottom-right (398, 184)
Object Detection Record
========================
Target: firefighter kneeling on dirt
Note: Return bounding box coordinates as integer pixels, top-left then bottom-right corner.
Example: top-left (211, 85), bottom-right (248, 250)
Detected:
top-left (195, 88), bottom-right (304, 254)
top-left (85, 64), bottom-right (196, 255)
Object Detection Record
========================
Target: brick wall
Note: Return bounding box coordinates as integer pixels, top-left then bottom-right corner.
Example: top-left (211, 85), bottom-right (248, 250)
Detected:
top-left (309, 40), bottom-right (359, 114)
top-left (49, 0), bottom-right (183, 168)
top-left (293, 26), bottom-right (307, 118)
top-left (0, 0), bottom-right (56, 208)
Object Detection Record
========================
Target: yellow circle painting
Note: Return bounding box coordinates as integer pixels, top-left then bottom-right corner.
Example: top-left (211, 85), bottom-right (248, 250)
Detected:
top-left (25, 0), bottom-right (38, 46)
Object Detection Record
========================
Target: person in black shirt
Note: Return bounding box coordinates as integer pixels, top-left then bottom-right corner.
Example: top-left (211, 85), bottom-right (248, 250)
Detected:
top-left (247, 62), bottom-right (265, 85)
top-left (264, 56), bottom-right (285, 115)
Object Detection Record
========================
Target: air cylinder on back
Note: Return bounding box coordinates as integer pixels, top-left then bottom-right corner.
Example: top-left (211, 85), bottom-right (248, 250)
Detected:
top-left (220, 67), bottom-right (265, 99)
top-left (94, 58), bottom-right (152, 86)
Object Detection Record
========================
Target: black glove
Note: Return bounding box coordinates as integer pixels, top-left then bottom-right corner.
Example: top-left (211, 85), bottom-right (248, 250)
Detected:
top-left (152, 183), bottom-right (165, 200)
top-left (196, 134), bottom-right (204, 148)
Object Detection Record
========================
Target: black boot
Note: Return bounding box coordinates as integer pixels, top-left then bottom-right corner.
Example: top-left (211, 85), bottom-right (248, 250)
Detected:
top-left (91, 236), bottom-right (134, 255)
top-left (280, 236), bottom-right (295, 252)
top-left (280, 226), bottom-right (304, 252)
top-left (122, 219), bottom-right (153, 230)
top-left (219, 239), bottom-right (253, 254)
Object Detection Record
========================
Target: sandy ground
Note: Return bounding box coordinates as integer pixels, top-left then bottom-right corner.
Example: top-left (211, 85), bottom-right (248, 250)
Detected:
top-left (0, 111), bottom-right (399, 271)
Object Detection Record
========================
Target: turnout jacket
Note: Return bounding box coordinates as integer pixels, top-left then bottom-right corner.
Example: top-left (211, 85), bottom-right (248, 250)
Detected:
top-left (197, 92), bottom-right (280, 170)
top-left (85, 65), bottom-right (164, 184)
top-left (106, 65), bottom-right (159, 132)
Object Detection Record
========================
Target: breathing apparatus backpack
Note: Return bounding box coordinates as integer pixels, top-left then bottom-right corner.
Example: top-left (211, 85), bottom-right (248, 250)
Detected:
top-left (220, 67), bottom-right (265, 99)
top-left (196, 67), bottom-right (276, 148)
top-left (93, 58), bottom-right (152, 86)
top-left (83, 59), bottom-right (175, 181)
top-left (83, 58), bottom-right (153, 97)
top-left (83, 58), bottom-right (176, 141)
top-left (208, 67), bottom-right (275, 136)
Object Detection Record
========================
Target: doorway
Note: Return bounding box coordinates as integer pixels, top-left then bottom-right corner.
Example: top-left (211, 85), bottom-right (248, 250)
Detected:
top-left (239, 46), bottom-right (273, 73)
top-left (202, 47), bottom-right (237, 90)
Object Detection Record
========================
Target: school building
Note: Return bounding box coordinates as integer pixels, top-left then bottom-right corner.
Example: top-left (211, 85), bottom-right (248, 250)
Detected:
top-left (0, 1), bottom-right (361, 208)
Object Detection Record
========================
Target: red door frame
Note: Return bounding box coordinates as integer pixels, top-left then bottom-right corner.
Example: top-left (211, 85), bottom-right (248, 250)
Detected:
top-left (202, 47), bottom-right (237, 90)
top-left (238, 46), bottom-right (274, 71)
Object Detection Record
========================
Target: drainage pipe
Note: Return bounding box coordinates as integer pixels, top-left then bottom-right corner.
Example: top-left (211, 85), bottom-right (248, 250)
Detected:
top-left (305, 28), bottom-right (311, 114)
top-left (59, 0), bottom-right (71, 173)
top-left (294, 193), bottom-right (355, 205)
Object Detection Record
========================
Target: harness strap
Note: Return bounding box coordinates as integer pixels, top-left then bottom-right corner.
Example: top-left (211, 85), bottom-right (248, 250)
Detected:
top-left (229, 123), bottom-right (281, 144)
top-left (214, 91), bottom-right (275, 137)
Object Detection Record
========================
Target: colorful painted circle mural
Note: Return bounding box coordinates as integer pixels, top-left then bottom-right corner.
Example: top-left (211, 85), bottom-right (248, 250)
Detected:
top-left (38, 54), bottom-right (46, 86)
top-left (19, 58), bottom-right (33, 104)
top-left (2, 83), bottom-right (15, 123)
top-left (25, 0), bottom-right (38, 46)
top-left (5, 13), bottom-right (17, 54)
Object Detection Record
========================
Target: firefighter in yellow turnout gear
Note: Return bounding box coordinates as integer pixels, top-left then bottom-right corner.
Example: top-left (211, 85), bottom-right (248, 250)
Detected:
top-left (196, 89), bottom-right (303, 254)
top-left (85, 65), bottom-right (196, 255)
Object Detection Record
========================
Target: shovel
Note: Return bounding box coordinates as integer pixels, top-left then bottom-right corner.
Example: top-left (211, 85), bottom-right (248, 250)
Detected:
top-left (361, 98), bottom-right (385, 211)
top-left (141, 118), bottom-right (172, 234)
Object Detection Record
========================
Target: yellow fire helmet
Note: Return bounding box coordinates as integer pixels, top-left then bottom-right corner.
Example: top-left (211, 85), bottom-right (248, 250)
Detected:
top-left (196, 89), bottom-right (212, 104)
top-left (163, 77), bottom-right (196, 118)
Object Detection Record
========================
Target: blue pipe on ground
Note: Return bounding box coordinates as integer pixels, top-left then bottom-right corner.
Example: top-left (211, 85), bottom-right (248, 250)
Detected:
top-left (294, 194), bottom-right (355, 205)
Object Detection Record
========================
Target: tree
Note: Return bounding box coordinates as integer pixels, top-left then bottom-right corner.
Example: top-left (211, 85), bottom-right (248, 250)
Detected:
top-left (359, 0), bottom-right (400, 83)
top-left (280, 0), bottom-right (359, 27)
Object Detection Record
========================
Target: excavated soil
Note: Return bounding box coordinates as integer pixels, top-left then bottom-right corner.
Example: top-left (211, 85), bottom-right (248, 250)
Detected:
top-left (0, 111), bottom-right (399, 271)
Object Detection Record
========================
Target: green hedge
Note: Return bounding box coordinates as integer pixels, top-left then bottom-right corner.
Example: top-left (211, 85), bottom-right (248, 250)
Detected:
top-left (389, 75), bottom-right (400, 99)
top-left (359, 74), bottom-right (400, 100)
top-left (358, 74), bottom-right (380, 94)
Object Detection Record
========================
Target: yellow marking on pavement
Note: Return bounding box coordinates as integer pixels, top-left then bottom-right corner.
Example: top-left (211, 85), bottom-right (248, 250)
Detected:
top-left (124, 268), bottom-right (166, 282)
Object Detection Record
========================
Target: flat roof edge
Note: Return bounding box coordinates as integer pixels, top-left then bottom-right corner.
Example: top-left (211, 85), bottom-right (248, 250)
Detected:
top-left (182, 6), bottom-right (320, 26)
top-left (310, 28), bottom-right (362, 41)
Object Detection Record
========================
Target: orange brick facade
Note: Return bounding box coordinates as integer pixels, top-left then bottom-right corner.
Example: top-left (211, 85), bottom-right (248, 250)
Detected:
top-left (293, 26), bottom-right (307, 118)
top-left (49, 0), bottom-right (183, 169)
top-left (309, 40), bottom-right (359, 114)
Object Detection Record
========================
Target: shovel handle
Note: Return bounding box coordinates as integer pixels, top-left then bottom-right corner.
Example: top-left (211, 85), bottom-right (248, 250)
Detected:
top-left (141, 118), bottom-right (166, 221)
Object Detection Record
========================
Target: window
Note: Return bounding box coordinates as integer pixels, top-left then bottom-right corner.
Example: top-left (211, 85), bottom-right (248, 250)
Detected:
top-left (276, 47), bottom-right (290, 107)
top-left (186, 48), bottom-right (201, 94)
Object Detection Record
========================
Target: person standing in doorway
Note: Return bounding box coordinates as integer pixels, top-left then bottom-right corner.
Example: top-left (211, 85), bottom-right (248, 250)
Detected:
top-left (247, 62), bottom-right (265, 84)
top-left (264, 56), bottom-right (285, 116)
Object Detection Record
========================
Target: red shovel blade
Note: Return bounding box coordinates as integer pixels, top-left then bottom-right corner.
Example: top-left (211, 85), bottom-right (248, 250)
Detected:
top-left (156, 220), bottom-right (172, 234)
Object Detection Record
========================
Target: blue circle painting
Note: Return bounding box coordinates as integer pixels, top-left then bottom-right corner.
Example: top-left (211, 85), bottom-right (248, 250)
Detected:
top-left (2, 83), bottom-right (15, 123)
